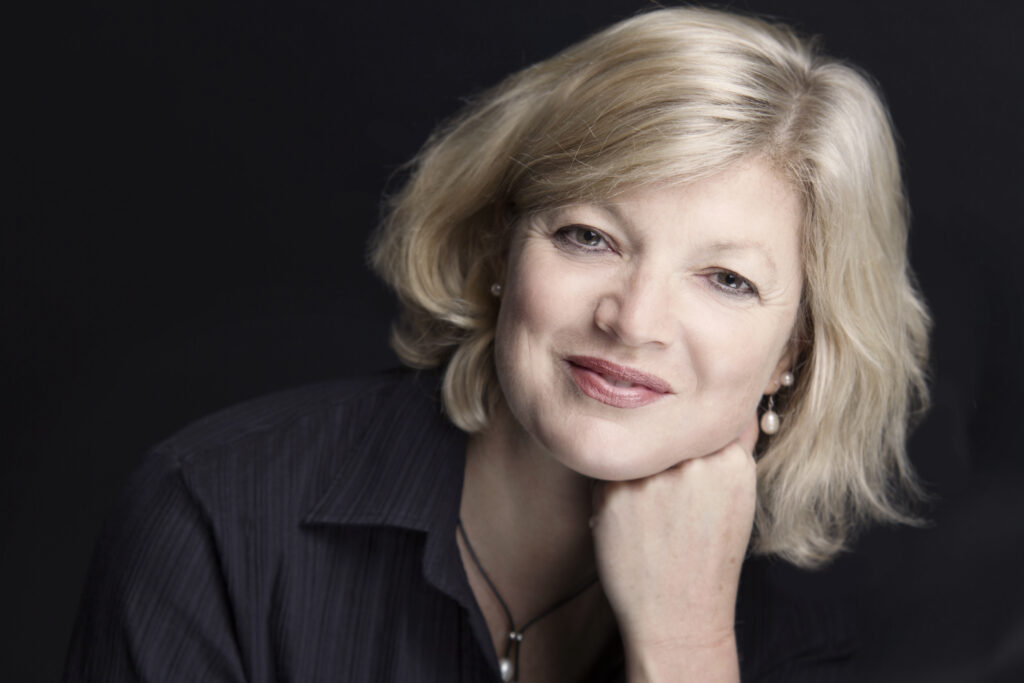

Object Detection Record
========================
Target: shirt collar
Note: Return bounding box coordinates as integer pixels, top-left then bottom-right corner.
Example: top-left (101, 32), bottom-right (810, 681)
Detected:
top-left (300, 370), bottom-right (487, 645)
top-left (302, 369), bottom-right (466, 533)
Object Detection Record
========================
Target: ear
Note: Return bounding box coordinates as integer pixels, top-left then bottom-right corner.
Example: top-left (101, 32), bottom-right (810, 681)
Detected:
top-left (763, 343), bottom-right (799, 396)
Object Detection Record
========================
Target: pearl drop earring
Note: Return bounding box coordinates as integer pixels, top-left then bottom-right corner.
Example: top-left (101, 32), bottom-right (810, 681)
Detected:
top-left (760, 395), bottom-right (780, 435)
top-left (490, 283), bottom-right (502, 297)
top-left (760, 370), bottom-right (793, 435)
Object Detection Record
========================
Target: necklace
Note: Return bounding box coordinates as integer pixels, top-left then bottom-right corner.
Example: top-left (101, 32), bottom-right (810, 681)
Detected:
top-left (457, 519), bottom-right (600, 682)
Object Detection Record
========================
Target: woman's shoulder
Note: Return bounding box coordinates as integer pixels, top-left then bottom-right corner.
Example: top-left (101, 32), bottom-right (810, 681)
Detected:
top-left (134, 368), bottom-right (451, 521)
top-left (65, 368), bottom-right (458, 680)
top-left (154, 369), bottom-right (419, 460)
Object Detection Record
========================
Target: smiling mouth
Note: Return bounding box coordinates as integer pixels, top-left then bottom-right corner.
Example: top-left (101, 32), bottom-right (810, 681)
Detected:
top-left (565, 356), bottom-right (672, 408)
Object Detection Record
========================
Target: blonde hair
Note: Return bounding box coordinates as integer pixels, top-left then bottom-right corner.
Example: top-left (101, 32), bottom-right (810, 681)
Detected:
top-left (370, 6), bottom-right (930, 567)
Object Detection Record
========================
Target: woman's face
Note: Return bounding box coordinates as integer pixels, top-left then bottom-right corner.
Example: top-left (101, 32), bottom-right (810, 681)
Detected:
top-left (492, 159), bottom-right (804, 481)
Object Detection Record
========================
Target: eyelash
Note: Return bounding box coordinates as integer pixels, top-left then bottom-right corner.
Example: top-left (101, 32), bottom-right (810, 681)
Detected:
top-left (553, 224), bottom-right (760, 299)
top-left (553, 225), bottom-right (612, 252)
top-left (707, 270), bottom-right (759, 298)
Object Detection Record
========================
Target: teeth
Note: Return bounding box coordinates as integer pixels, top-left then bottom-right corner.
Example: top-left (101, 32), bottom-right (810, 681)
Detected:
top-left (601, 374), bottom-right (637, 388)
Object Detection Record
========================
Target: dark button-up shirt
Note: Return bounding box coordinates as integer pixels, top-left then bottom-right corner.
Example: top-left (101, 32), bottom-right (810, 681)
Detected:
top-left (64, 370), bottom-right (857, 681)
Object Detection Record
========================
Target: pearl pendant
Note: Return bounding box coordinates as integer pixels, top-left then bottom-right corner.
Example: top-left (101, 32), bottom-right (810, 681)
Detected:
top-left (499, 657), bottom-right (513, 681)
top-left (760, 409), bottom-right (780, 435)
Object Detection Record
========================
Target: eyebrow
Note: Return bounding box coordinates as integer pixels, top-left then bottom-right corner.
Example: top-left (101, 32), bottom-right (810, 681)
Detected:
top-left (592, 200), bottom-right (632, 231)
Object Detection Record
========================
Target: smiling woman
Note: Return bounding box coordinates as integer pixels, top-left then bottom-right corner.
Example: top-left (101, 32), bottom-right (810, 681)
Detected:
top-left (489, 161), bottom-right (804, 483)
top-left (373, 7), bottom-right (929, 568)
top-left (65, 6), bottom-right (930, 683)
top-left (368, 6), bottom-right (929, 679)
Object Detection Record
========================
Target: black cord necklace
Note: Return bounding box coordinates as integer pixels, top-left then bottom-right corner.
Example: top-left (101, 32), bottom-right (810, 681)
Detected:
top-left (457, 519), bottom-right (600, 682)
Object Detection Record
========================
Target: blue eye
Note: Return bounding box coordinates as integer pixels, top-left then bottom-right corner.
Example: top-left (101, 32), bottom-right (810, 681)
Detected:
top-left (710, 270), bottom-right (759, 297)
top-left (555, 225), bottom-right (609, 251)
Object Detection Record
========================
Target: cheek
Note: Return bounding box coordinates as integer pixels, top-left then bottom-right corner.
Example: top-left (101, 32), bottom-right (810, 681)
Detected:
top-left (703, 343), bottom-right (772, 395)
top-left (685, 307), bottom-right (790, 403)
top-left (500, 249), bottom-right (590, 344)
top-left (494, 251), bottom-right (569, 390)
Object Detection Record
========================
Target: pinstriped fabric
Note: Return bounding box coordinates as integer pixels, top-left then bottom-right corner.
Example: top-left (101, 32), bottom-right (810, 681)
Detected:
top-left (63, 371), bottom-right (504, 682)
top-left (63, 369), bottom-right (857, 681)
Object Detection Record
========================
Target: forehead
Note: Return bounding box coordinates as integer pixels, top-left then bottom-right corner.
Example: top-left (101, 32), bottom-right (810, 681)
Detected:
top-left (620, 160), bottom-right (801, 230)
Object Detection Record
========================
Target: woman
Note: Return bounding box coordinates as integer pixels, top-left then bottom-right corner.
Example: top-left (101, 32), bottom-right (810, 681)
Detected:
top-left (65, 6), bottom-right (930, 682)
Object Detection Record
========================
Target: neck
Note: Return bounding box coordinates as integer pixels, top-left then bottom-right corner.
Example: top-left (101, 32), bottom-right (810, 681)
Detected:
top-left (460, 401), bottom-right (597, 618)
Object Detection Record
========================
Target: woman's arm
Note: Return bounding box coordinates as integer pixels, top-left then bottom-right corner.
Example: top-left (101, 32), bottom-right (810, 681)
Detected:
top-left (591, 417), bottom-right (759, 683)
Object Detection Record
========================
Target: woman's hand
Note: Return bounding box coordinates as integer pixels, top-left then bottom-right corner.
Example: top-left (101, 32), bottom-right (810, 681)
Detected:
top-left (591, 416), bottom-right (759, 682)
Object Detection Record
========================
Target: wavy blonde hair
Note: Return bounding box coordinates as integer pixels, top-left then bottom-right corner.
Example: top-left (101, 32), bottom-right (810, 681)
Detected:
top-left (370, 6), bottom-right (930, 567)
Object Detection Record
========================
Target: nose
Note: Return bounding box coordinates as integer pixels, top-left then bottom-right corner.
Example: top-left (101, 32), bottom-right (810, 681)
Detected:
top-left (594, 266), bottom-right (676, 347)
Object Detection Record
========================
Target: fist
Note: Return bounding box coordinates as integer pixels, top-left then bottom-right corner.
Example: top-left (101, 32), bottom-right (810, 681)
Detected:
top-left (590, 416), bottom-right (758, 649)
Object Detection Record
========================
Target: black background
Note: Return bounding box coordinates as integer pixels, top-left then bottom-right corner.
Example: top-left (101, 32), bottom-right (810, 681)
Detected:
top-left (6, 0), bottom-right (1024, 680)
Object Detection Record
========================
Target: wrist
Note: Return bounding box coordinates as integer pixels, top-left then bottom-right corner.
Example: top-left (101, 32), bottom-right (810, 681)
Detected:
top-left (625, 630), bottom-right (739, 683)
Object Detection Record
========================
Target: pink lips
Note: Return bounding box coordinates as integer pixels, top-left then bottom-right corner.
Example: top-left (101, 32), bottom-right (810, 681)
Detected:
top-left (566, 356), bottom-right (672, 408)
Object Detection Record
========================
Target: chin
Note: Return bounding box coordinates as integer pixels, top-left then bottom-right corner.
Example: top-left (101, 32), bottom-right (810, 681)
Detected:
top-left (562, 450), bottom-right (675, 482)
top-left (541, 424), bottom-right (682, 482)
top-left (539, 409), bottom-right (743, 482)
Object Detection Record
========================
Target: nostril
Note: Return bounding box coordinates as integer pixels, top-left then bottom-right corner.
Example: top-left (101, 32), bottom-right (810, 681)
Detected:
top-left (593, 297), bottom-right (622, 339)
top-left (593, 280), bottom-right (674, 348)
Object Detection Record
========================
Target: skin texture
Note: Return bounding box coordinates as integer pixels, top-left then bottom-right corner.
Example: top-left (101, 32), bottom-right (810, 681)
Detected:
top-left (462, 158), bottom-right (804, 681)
